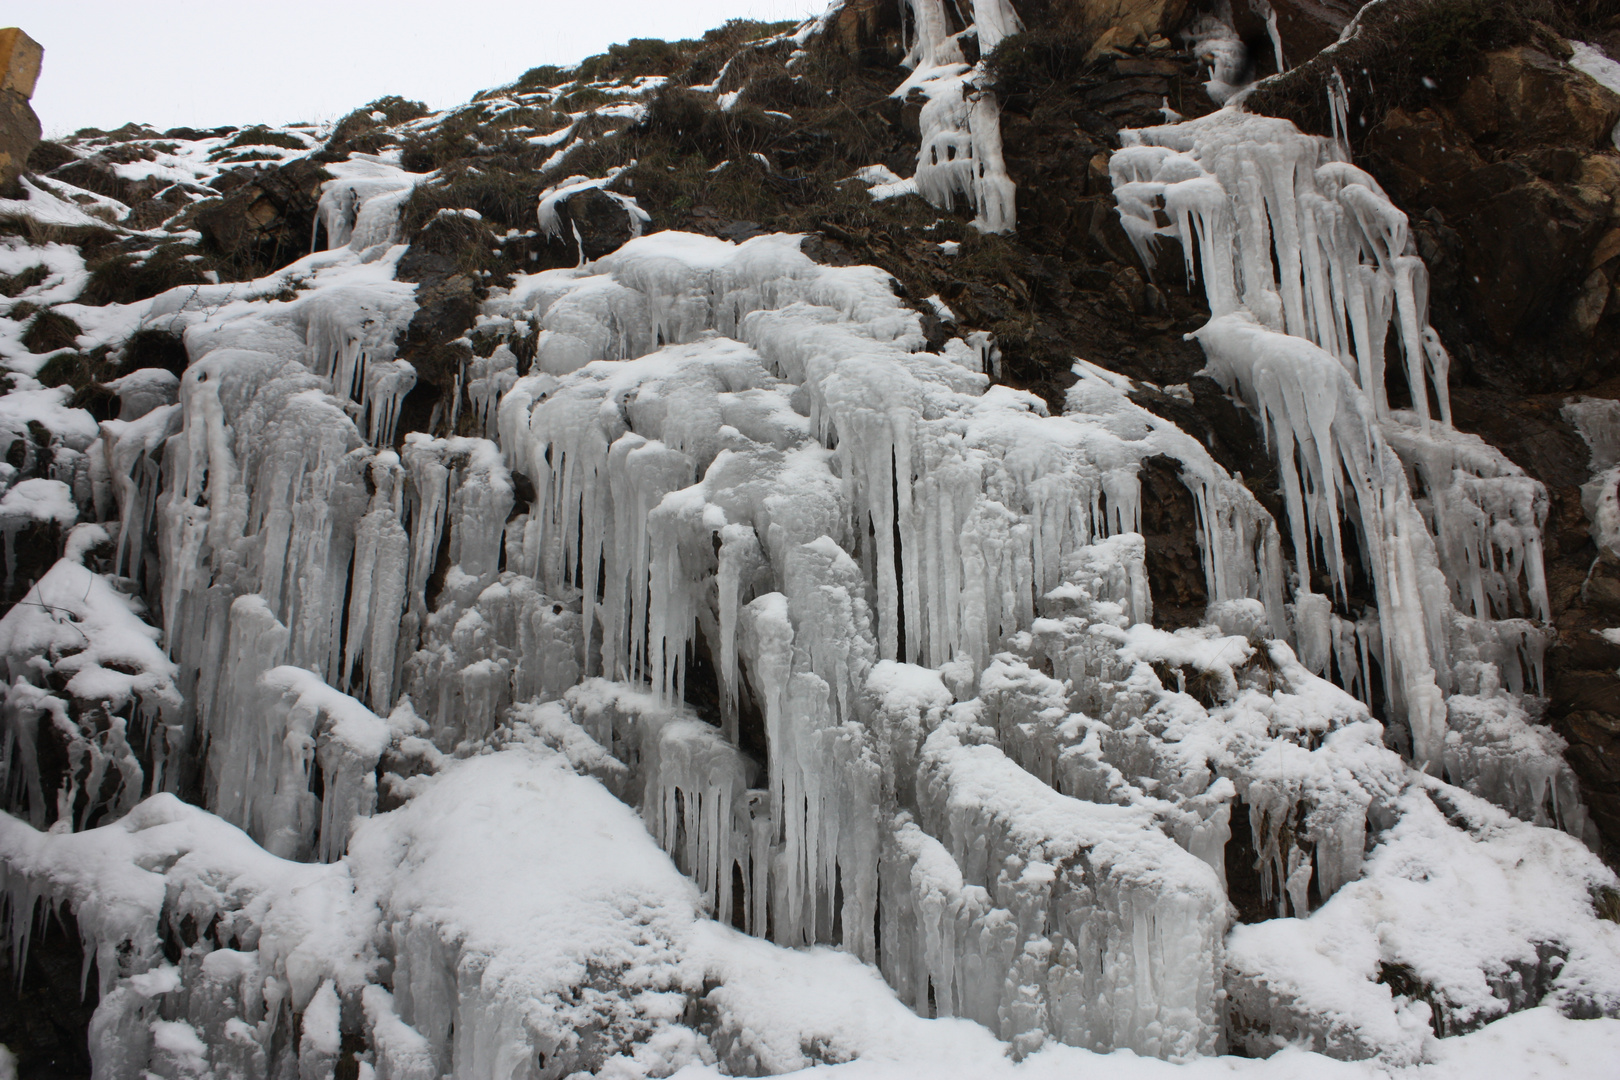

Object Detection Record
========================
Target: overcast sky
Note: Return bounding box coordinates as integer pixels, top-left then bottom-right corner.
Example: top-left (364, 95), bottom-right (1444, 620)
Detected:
top-left (17, 1), bottom-right (827, 135)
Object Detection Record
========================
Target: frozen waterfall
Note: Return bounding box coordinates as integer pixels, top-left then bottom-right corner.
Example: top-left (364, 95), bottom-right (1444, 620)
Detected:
top-left (1, 22), bottom-right (1618, 1080)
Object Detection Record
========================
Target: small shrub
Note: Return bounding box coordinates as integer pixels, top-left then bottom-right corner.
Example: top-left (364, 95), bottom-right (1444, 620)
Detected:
top-left (400, 109), bottom-right (484, 173)
top-left (122, 329), bottom-right (189, 375)
top-left (319, 109), bottom-right (392, 160)
top-left (79, 246), bottom-right (216, 307)
top-left (985, 23), bottom-right (1103, 100)
top-left (366, 96), bottom-right (432, 125)
top-left (210, 149), bottom-right (284, 164)
top-left (36, 349), bottom-right (100, 389)
top-left (400, 164), bottom-right (545, 235)
top-left (223, 126), bottom-right (310, 151)
top-left (686, 19), bottom-right (800, 86)
top-left (513, 65), bottom-right (568, 93)
top-left (576, 38), bottom-right (697, 83)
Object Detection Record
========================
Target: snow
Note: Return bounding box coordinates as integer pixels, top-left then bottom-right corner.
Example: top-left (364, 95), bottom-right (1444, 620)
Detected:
top-left (0, 177), bottom-right (113, 229)
top-left (0, 477), bottom-right (77, 529)
top-left (1228, 780), bottom-right (1620, 1062)
top-left (1571, 42), bottom-right (1620, 149)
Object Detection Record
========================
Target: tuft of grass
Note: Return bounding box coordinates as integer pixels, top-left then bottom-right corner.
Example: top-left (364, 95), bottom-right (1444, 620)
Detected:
top-left (1597, 885), bottom-right (1620, 923)
top-left (21, 309), bottom-right (84, 354)
top-left (686, 19), bottom-right (802, 86)
top-left (121, 328), bottom-right (189, 375)
top-left (368, 96), bottom-right (432, 125)
top-left (512, 65), bottom-right (569, 93)
top-left (400, 108), bottom-right (487, 173)
top-left (35, 347), bottom-right (124, 422)
top-left (576, 38), bottom-right (700, 83)
top-left (400, 163), bottom-right (546, 236)
top-left (223, 126), bottom-right (310, 151)
top-left (78, 246), bottom-right (217, 307)
top-left (0, 265), bottom-right (49, 297)
top-left (984, 22), bottom-right (1105, 102)
top-left (318, 108), bottom-right (394, 161)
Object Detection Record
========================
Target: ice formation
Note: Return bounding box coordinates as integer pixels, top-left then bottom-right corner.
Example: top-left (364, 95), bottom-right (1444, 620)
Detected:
top-left (314, 158), bottom-right (428, 253)
top-left (2, 11), bottom-right (1620, 1079)
top-left (2, 214), bottom-right (1615, 1074)
top-left (1111, 107), bottom-right (1566, 796)
top-left (1565, 396), bottom-right (1620, 558)
top-left (0, 525), bottom-right (179, 830)
top-left (895, 0), bottom-right (1020, 233)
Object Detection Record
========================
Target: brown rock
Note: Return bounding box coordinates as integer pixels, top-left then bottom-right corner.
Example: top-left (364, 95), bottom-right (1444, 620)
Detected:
top-left (546, 187), bottom-right (643, 263)
top-left (1462, 177), bottom-right (1606, 344)
top-left (1061, 0), bottom-right (1189, 54)
top-left (1368, 105), bottom-right (1613, 348)
top-left (0, 28), bottom-right (42, 194)
top-left (1267, 0), bottom-right (1367, 71)
top-left (1364, 107), bottom-right (1485, 202)
top-left (193, 159), bottom-right (329, 274)
top-left (1455, 47), bottom-right (1620, 150)
top-left (1572, 267), bottom-right (1612, 336)
top-left (0, 28), bottom-right (42, 99)
top-left (0, 87), bottom-right (39, 194)
top-left (1589, 226), bottom-right (1620, 269)
top-left (826, 0), bottom-right (902, 58)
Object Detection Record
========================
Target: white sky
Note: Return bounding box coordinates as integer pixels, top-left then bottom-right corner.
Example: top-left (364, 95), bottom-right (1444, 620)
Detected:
top-left (15, 1), bottom-right (827, 136)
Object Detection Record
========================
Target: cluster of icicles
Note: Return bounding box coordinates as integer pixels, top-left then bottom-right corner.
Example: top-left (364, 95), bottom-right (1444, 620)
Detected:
top-left (1112, 108), bottom-right (1557, 769)
top-left (896, 0), bottom-right (1022, 233)
top-left (0, 52), bottom-right (1603, 1080)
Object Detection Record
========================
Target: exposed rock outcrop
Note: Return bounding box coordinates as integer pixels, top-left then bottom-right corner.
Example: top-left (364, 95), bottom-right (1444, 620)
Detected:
top-left (0, 27), bottom-right (43, 195)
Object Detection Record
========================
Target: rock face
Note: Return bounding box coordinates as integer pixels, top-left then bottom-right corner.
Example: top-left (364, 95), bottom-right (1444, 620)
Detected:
top-left (0, 27), bottom-right (42, 195)
top-left (192, 158), bottom-right (330, 275)
top-left (1265, 0), bottom-right (1366, 65)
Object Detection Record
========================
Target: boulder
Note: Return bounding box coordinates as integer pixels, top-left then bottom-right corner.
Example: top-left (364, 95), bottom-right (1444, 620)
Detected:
top-left (546, 186), bottom-right (643, 262)
top-left (0, 28), bottom-right (42, 98)
top-left (0, 88), bottom-right (38, 195)
top-left (0, 27), bottom-right (42, 195)
top-left (193, 158), bottom-right (329, 274)
top-left (1455, 46), bottom-right (1620, 150)
top-left (1266, 0), bottom-right (1367, 70)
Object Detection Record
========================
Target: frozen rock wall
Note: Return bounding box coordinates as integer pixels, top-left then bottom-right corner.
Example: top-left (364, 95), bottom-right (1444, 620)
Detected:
top-left (1, 4), bottom-right (1619, 1078)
